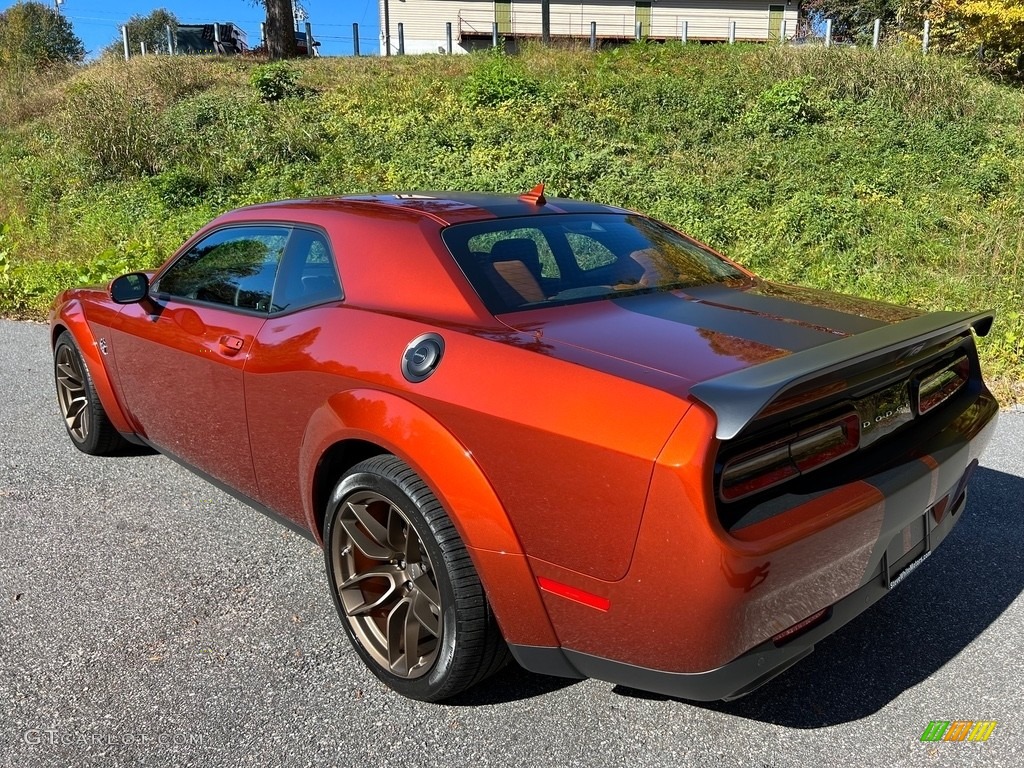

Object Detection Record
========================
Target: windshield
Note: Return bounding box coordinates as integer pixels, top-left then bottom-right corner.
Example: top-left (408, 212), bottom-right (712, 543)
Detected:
top-left (441, 213), bottom-right (744, 314)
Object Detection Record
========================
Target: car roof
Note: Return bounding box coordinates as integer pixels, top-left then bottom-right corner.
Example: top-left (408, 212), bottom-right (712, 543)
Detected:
top-left (229, 192), bottom-right (628, 226)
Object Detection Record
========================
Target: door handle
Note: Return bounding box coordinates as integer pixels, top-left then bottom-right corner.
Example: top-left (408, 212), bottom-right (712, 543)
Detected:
top-left (219, 335), bottom-right (245, 354)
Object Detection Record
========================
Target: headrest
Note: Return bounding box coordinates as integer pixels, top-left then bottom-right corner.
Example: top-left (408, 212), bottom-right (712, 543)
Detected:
top-left (489, 238), bottom-right (542, 274)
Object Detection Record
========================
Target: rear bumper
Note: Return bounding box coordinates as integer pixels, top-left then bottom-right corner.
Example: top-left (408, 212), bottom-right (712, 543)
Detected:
top-left (512, 481), bottom-right (972, 701)
top-left (513, 390), bottom-right (997, 700)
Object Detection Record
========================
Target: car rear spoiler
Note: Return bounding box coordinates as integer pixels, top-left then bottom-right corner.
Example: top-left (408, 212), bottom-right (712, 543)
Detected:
top-left (689, 310), bottom-right (994, 440)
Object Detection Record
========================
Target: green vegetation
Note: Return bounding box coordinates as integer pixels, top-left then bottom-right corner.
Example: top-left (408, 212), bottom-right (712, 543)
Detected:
top-left (801, 0), bottom-right (907, 41)
top-left (0, 1), bottom-right (83, 69)
top-left (930, 0), bottom-right (1024, 81)
top-left (250, 61), bottom-right (305, 102)
top-left (803, 0), bottom-right (1024, 81)
top-left (103, 8), bottom-right (178, 58)
top-left (0, 45), bottom-right (1021, 399)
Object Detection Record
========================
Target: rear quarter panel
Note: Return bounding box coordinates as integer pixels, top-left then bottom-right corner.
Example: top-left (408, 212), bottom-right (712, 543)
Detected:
top-left (423, 330), bottom-right (689, 582)
top-left (246, 301), bottom-right (690, 583)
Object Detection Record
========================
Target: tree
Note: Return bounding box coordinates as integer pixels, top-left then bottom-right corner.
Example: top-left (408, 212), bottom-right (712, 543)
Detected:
top-left (800, 0), bottom-right (922, 41)
top-left (930, 0), bottom-right (1024, 78)
top-left (0, 1), bottom-right (84, 68)
top-left (261, 0), bottom-right (298, 59)
top-left (105, 8), bottom-right (179, 57)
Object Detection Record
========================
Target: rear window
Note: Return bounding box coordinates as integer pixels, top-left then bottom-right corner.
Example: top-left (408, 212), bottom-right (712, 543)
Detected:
top-left (441, 213), bottom-right (743, 314)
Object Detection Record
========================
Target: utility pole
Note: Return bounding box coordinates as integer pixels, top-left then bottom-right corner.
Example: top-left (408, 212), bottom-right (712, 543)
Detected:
top-left (292, 1), bottom-right (308, 33)
top-left (383, 0), bottom-right (391, 56)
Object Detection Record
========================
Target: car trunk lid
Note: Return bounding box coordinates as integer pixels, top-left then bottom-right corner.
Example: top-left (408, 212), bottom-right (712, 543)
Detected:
top-left (498, 279), bottom-right (920, 389)
top-left (498, 279), bottom-right (992, 440)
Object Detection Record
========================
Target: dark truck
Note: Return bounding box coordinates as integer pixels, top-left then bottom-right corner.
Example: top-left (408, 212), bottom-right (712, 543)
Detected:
top-left (174, 23), bottom-right (248, 55)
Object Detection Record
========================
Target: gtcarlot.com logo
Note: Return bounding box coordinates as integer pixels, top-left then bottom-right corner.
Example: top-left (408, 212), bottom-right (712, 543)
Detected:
top-left (24, 729), bottom-right (203, 747)
top-left (920, 720), bottom-right (997, 742)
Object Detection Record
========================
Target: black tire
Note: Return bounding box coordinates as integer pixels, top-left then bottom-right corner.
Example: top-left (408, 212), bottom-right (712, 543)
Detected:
top-left (323, 455), bottom-right (509, 701)
top-left (53, 330), bottom-right (130, 456)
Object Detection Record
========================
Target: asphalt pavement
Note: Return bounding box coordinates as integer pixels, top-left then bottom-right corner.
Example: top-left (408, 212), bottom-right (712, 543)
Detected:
top-left (1, 318), bottom-right (1021, 768)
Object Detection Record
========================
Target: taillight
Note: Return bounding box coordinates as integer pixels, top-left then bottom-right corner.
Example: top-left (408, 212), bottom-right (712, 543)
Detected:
top-left (720, 413), bottom-right (860, 502)
top-left (791, 414), bottom-right (861, 471)
top-left (719, 442), bottom-right (797, 501)
top-left (915, 355), bottom-right (969, 415)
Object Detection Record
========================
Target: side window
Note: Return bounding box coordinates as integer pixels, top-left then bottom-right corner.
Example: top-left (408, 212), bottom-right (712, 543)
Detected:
top-left (157, 226), bottom-right (289, 313)
top-left (272, 229), bottom-right (343, 313)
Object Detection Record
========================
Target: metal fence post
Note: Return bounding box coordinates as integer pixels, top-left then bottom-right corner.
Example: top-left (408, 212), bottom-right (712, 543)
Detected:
top-left (825, 19), bottom-right (833, 47)
top-left (141, 41), bottom-right (147, 56)
top-left (446, 21), bottom-right (452, 54)
top-left (728, 20), bottom-right (736, 44)
top-left (590, 21), bottom-right (597, 51)
top-left (922, 20), bottom-right (931, 53)
top-left (872, 18), bottom-right (881, 49)
top-left (780, 19), bottom-right (786, 43)
top-left (492, 22), bottom-right (498, 48)
top-left (681, 20), bottom-right (688, 44)
top-left (122, 25), bottom-right (129, 60)
top-left (306, 21), bottom-right (315, 57)
top-left (353, 23), bottom-right (360, 56)
top-left (260, 21), bottom-right (266, 48)
top-left (166, 24), bottom-right (174, 54)
top-left (397, 22), bottom-right (405, 55)
top-left (635, 22), bottom-right (642, 41)
top-left (213, 22), bottom-right (220, 45)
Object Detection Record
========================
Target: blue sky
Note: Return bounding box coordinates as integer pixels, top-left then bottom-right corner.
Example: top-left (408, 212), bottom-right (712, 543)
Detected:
top-left (1, 1), bottom-right (381, 57)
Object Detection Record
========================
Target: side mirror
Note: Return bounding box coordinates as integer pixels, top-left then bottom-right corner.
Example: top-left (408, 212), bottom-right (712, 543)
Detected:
top-left (110, 272), bottom-right (150, 304)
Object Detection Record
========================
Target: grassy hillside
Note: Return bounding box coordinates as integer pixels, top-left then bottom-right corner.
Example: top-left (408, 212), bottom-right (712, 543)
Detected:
top-left (0, 45), bottom-right (1021, 399)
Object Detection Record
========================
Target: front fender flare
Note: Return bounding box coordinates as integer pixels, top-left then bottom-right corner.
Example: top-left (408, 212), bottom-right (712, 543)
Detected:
top-left (50, 298), bottom-right (134, 435)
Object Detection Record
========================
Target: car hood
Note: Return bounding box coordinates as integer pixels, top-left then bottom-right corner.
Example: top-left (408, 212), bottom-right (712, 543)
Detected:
top-left (497, 279), bottom-right (921, 388)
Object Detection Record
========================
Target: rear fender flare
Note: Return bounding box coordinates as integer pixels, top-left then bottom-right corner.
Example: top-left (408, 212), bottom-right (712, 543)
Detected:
top-left (300, 388), bottom-right (560, 646)
top-left (300, 389), bottom-right (522, 553)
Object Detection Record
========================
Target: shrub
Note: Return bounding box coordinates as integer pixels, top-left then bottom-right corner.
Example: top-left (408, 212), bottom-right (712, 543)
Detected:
top-left (57, 66), bottom-right (165, 178)
top-left (250, 61), bottom-right (302, 102)
top-left (0, 224), bottom-right (54, 317)
top-left (930, 0), bottom-right (1024, 80)
top-left (151, 168), bottom-right (210, 206)
top-left (742, 76), bottom-right (818, 137)
top-left (462, 49), bottom-right (541, 106)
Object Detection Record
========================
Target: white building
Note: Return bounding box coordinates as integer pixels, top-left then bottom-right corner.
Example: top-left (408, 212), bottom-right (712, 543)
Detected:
top-left (378, 0), bottom-right (800, 55)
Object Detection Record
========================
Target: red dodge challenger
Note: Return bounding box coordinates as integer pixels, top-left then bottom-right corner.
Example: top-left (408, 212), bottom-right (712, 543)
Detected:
top-left (49, 188), bottom-right (998, 701)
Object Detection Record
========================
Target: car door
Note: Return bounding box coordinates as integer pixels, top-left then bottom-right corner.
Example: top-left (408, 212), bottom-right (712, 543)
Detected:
top-left (110, 224), bottom-right (291, 499)
top-left (242, 226), bottom-right (345, 525)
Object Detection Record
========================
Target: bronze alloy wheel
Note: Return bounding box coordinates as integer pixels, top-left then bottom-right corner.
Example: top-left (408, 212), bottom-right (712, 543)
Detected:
top-left (323, 456), bottom-right (509, 701)
top-left (52, 331), bottom-right (129, 456)
top-left (330, 489), bottom-right (442, 678)
top-left (55, 341), bottom-right (91, 443)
